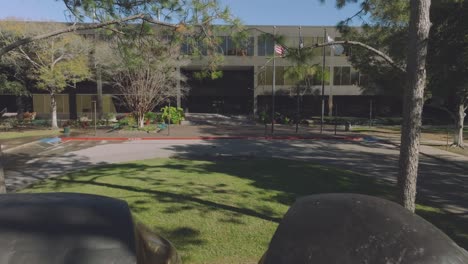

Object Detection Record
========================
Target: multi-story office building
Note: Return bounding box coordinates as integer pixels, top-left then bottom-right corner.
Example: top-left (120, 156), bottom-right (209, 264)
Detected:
top-left (183, 25), bottom-right (372, 117)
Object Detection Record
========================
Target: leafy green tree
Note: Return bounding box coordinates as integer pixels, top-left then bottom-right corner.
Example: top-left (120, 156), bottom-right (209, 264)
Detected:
top-left (110, 35), bottom-right (189, 128)
top-left (322, 0), bottom-right (431, 212)
top-left (283, 46), bottom-right (325, 130)
top-left (0, 21), bottom-right (91, 129)
top-left (427, 1), bottom-right (467, 148)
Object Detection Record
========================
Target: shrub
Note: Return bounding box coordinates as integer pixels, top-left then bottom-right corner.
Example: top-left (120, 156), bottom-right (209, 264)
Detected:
top-left (118, 114), bottom-right (137, 127)
top-left (144, 112), bottom-right (157, 122)
top-left (103, 112), bottom-right (116, 122)
top-left (160, 106), bottom-right (184, 124)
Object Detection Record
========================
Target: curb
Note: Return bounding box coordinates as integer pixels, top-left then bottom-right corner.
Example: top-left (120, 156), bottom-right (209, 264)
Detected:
top-left (61, 135), bottom-right (365, 142)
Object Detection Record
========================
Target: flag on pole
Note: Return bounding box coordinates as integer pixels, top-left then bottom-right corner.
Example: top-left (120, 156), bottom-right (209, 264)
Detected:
top-left (274, 44), bottom-right (286, 57)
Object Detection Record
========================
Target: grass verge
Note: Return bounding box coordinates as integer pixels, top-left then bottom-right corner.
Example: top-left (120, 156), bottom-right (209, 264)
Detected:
top-left (21, 158), bottom-right (467, 263)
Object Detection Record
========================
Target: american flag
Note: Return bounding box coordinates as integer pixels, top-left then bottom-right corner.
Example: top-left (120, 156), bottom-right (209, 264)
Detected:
top-left (274, 44), bottom-right (285, 56)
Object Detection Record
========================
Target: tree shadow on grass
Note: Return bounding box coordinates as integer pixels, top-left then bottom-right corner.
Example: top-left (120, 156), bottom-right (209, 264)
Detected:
top-left (23, 137), bottom-right (468, 250)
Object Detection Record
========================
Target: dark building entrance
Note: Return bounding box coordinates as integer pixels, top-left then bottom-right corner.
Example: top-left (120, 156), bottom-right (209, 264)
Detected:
top-left (183, 68), bottom-right (254, 114)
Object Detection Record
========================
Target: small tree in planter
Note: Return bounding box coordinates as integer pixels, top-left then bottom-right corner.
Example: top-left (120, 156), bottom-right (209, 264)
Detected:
top-left (113, 36), bottom-right (189, 128)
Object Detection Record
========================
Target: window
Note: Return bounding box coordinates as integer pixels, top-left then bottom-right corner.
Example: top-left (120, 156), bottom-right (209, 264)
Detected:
top-left (33, 94), bottom-right (69, 114)
top-left (341, 67), bottom-right (351, 85)
top-left (333, 67), bottom-right (342, 85)
top-left (226, 36), bottom-right (254, 56)
top-left (334, 66), bottom-right (363, 86)
top-left (215, 36), bottom-right (254, 56)
top-left (333, 66), bottom-right (352, 85)
top-left (258, 35), bottom-right (274, 56)
top-left (351, 68), bottom-right (360, 85)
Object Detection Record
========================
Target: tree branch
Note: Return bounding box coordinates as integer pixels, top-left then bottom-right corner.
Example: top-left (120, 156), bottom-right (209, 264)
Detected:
top-left (0, 13), bottom-right (176, 57)
top-left (310, 40), bottom-right (406, 72)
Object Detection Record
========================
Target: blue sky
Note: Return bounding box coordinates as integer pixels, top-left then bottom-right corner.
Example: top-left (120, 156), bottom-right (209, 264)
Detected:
top-left (0, 0), bottom-right (363, 26)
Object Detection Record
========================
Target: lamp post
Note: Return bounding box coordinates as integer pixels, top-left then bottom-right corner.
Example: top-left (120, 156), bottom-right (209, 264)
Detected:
top-left (92, 100), bottom-right (97, 136)
top-left (320, 28), bottom-right (327, 134)
top-left (271, 26), bottom-right (277, 134)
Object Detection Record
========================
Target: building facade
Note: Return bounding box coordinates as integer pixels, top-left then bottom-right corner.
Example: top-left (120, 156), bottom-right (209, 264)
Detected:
top-left (182, 25), bottom-right (380, 118)
top-left (14, 25), bottom-right (400, 119)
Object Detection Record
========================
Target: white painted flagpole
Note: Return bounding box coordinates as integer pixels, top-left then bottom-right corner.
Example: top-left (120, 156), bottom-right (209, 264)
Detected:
top-left (320, 28), bottom-right (327, 134)
top-left (271, 26), bottom-right (277, 134)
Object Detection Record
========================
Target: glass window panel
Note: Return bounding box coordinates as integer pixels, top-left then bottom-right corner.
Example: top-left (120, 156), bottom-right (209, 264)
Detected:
top-left (333, 66), bottom-right (342, 85)
top-left (351, 69), bottom-right (360, 85)
top-left (341, 67), bottom-right (351, 85)
top-left (257, 35), bottom-right (266, 56)
top-left (226, 37), bottom-right (237, 56)
top-left (258, 35), bottom-right (274, 56)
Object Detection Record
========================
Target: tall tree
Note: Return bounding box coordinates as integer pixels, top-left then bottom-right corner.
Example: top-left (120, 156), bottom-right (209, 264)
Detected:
top-left (323, 0), bottom-right (431, 212)
top-left (428, 1), bottom-right (467, 148)
top-left (398, 0), bottom-right (431, 212)
top-left (284, 46), bottom-right (325, 130)
top-left (0, 21), bottom-right (92, 129)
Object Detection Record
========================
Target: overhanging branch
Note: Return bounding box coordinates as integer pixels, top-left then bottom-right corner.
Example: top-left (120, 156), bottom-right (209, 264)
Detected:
top-left (0, 14), bottom-right (178, 57)
top-left (311, 40), bottom-right (406, 73)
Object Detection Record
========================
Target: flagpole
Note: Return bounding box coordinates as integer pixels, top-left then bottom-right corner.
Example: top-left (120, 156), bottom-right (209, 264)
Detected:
top-left (271, 26), bottom-right (277, 134)
top-left (296, 26), bottom-right (303, 134)
top-left (320, 28), bottom-right (327, 134)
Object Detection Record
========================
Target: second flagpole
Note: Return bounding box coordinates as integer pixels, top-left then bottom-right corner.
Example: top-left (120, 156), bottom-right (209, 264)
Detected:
top-left (320, 28), bottom-right (327, 134)
top-left (271, 26), bottom-right (277, 134)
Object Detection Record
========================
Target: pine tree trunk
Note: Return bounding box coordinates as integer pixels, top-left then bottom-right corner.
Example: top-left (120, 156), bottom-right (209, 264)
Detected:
top-left (453, 102), bottom-right (465, 148)
top-left (398, 0), bottom-right (431, 212)
top-left (0, 145), bottom-right (6, 193)
top-left (51, 93), bottom-right (58, 129)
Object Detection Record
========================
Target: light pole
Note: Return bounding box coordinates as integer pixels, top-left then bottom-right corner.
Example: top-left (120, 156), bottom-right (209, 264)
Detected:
top-left (320, 28), bottom-right (327, 134)
top-left (271, 26), bottom-right (277, 134)
top-left (92, 100), bottom-right (97, 136)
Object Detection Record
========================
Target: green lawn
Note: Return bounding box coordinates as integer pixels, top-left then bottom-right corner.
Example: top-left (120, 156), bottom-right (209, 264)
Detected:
top-left (21, 158), bottom-right (467, 263)
top-left (0, 129), bottom-right (60, 140)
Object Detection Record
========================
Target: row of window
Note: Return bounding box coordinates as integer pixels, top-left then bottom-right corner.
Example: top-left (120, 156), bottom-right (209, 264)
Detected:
top-left (258, 66), bottom-right (368, 86)
top-left (181, 35), bottom-right (344, 57)
top-left (33, 94), bottom-right (116, 114)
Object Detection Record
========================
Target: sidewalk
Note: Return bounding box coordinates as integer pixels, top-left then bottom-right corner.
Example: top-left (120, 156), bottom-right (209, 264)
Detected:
top-left (366, 135), bottom-right (468, 170)
top-left (1, 136), bottom-right (54, 153)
